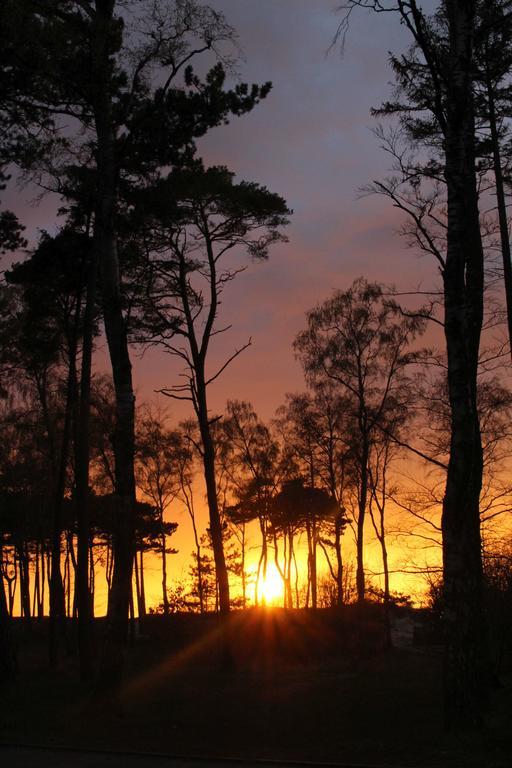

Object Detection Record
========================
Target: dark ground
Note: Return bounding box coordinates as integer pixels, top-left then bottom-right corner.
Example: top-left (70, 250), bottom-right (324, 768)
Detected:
top-left (1, 608), bottom-right (511, 768)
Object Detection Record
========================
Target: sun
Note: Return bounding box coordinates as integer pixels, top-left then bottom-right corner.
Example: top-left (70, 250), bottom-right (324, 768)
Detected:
top-left (258, 564), bottom-right (284, 606)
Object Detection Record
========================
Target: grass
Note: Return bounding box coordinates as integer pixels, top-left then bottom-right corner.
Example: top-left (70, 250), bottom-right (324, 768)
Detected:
top-left (1, 607), bottom-right (511, 767)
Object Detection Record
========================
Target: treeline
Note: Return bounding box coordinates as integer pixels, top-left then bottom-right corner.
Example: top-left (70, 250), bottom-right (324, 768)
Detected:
top-left (2, 258), bottom-right (512, 626)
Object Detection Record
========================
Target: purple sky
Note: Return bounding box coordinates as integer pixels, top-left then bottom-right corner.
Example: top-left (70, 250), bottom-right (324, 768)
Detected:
top-left (4, 1), bottom-right (439, 422)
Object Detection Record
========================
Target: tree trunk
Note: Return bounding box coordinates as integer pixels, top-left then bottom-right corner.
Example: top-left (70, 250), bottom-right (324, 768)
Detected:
top-left (328, 444), bottom-right (345, 607)
top-left (239, 523), bottom-right (247, 608)
top-left (50, 297), bottom-right (81, 662)
top-left (256, 517), bottom-right (267, 607)
top-left (92, 0), bottom-right (137, 690)
top-left (0, 573), bottom-right (17, 681)
top-left (49, 348), bottom-right (78, 665)
top-left (196, 377), bottom-right (230, 613)
top-left (128, 580), bottom-right (135, 645)
top-left (271, 529), bottom-right (286, 607)
top-left (19, 544), bottom-right (31, 622)
top-left (106, 535), bottom-right (114, 591)
top-left (335, 512), bottom-right (344, 606)
top-left (311, 516), bottom-right (317, 609)
top-left (39, 545), bottom-right (45, 618)
top-left (292, 545), bottom-right (300, 608)
top-left (75, 241), bottom-right (98, 680)
top-left (486, 68), bottom-right (512, 361)
top-left (3, 549), bottom-right (16, 618)
top-left (89, 538), bottom-right (95, 619)
top-left (441, 0), bottom-right (486, 729)
top-left (5, 550), bottom-right (16, 617)
top-left (177, 221), bottom-right (229, 613)
top-left (185, 496), bottom-right (204, 613)
top-left (133, 547), bottom-right (141, 617)
top-left (305, 519), bottom-right (312, 608)
top-left (64, 542), bottom-right (70, 618)
top-left (138, 549), bottom-right (146, 619)
top-left (286, 530), bottom-right (294, 609)
top-left (356, 435), bottom-right (369, 603)
top-left (66, 531), bottom-right (77, 619)
top-left (160, 509), bottom-right (169, 615)
top-left (381, 535), bottom-right (391, 649)
top-left (33, 541), bottom-right (40, 619)
top-left (196, 547), bottom-right (204, 614)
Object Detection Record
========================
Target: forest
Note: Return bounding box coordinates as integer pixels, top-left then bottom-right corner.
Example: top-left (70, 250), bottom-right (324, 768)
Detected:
top-left (1, 2), bottom-right (512, 766)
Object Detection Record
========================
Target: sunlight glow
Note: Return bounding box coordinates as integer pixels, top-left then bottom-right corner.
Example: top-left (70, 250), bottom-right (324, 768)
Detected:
top-left (258, 564), bottom-right (285, 605)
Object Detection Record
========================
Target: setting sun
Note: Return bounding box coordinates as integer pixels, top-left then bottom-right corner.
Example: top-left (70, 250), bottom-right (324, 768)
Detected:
top-left (258, 564), bottom-right (285, 606)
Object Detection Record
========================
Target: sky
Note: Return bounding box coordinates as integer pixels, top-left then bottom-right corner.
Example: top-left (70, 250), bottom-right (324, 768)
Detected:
top-left (3, 1), bottom-right (446, 611)
top-left (139, 0), bottom-right (438, 419)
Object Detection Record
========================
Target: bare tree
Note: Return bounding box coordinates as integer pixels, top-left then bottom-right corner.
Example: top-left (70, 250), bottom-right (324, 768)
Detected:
top-left (337, 0), bottom-right (491, 727)
top-left (295, 277), bottom-right (425, 604)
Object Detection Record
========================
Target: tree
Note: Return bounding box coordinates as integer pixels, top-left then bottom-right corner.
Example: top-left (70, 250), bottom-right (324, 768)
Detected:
top-left (0, 0), bottom-right (32, 259)
top-left (270, 479), bottom-right (339, 609)
top-left (339, 0), bottom-right (489, 727)
top-left (368, 432), bottom-right (398, 645)
top-left (391, 368), bottom-right (512, 595)
top-left (136, 407), bottom-right (182, 614)
top-left (275, 389), bottom-right (352, 606)
top-left (220, 400), bottom-right (280, 607)
top-left (133, 500), bottom-right (178, 620)
top-left (7, 229), bottom-right (93, 666)
top-left (136, 166), bottom-right (290, 612)
top-left (0, 277), bottom-right (25, 684)
top-left (295, 278), bottom-right (424, 604)
top-left (474, 0), bottom-right (512, 360)
top-left (188, 534), bottom-right (217, 612)
top-left (0, 385), bottom-right (65, 628)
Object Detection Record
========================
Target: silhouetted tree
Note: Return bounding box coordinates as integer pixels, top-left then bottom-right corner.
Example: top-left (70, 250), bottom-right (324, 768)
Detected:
top-left (0, 290), bottom-right (24, 680)
top-left (133, 500), bottom-right (178, 620)
top-left (188, 535), bottom-right (217, 612)
top-left (474, 0), bottom-right (512, 359)
top-left (339, 0), bottom-right (491, 726)
top-left (136, 167), bottom-right (289, 612)
top-left (295, 278), bottom-right (424, 604)
top-left (275, 389), bottom-right (352, 606)
top-left (136, 407), bottom-right (182, 614)
top-left (270, 479), bottom-right (338, 609)
top-left (7, 229), bottom-right (93, 666)
top-left (220, 400), bottom-right (280, 606)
